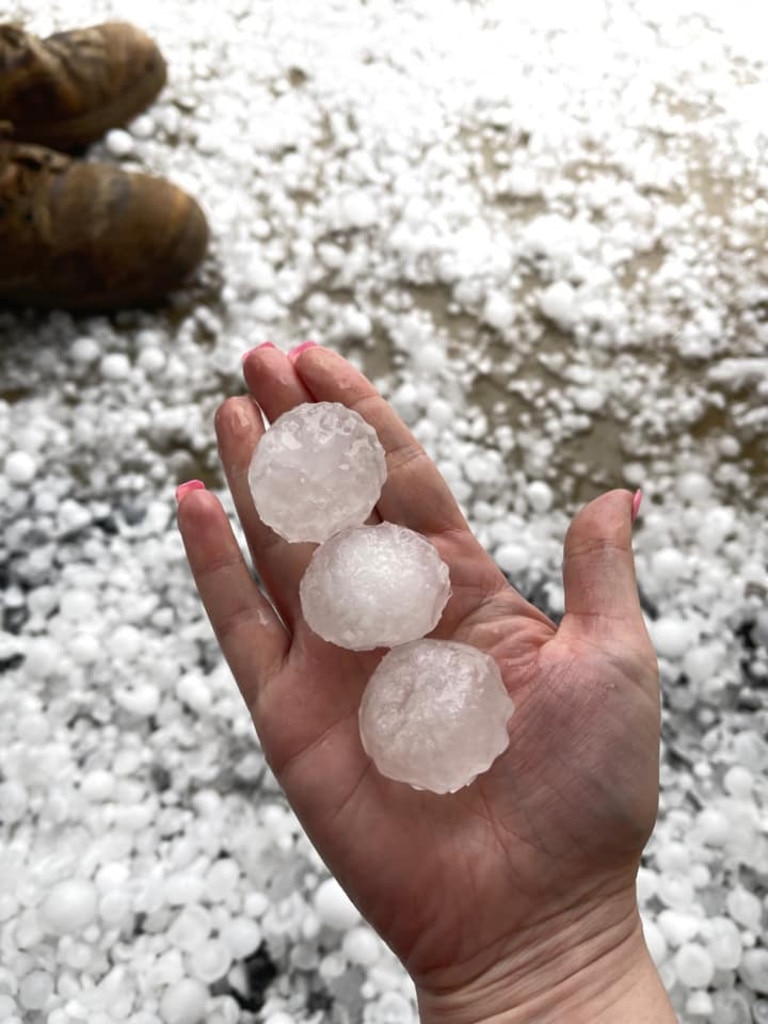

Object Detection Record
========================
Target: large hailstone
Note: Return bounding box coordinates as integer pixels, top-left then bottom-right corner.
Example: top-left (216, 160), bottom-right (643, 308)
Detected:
top-left (300, 523), bottom-right (451, 650)
top-left (359, 639), bottom-right (515, 794)
top-left (248, 402), bottom-right (386, 543)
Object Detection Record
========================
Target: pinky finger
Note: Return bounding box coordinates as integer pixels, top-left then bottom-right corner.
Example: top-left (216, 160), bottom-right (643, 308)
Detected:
top-left (176, 486), bottom-right (289, 709)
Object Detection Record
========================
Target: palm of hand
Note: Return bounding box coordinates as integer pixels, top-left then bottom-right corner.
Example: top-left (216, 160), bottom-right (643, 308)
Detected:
top-left (178, 346), bottom-right (660, 999)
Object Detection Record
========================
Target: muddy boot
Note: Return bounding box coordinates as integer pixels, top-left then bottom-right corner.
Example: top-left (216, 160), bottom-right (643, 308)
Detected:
top-left (0, 22), bottom-right (166, 151)
top-left (0, 136), bottom-right (209, 311)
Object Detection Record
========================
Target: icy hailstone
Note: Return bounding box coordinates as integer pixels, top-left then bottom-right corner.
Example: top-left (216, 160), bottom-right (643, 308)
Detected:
top-left (359, 639), bottom-right (515, 794)
top-left (248, 402), bottom-right (386, 543)
top-left (300, 523), bottom-right (451, 650)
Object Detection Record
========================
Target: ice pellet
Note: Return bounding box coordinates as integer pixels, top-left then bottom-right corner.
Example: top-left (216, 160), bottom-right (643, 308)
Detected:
top-left (711, 989), bottom-right (751, 1024)
top-left (313, 878), bottom-right (361, 930)
top-left (673, 942), bottom-right (715, 988)
top-left (160, 979), bottom-right (208, 1024)
top-left (685, 991), bottom-right (713, 1017)
top-left (18, 970), bottom-right (53, 1011)
top-left (190, 939), bottom-right (232, 982)
top-left (4, 450), bottom-right (37, 485)
top-left (739, 948), bottom-right (768, 994)
top-left (342, 926), bottom-right (383, 967)
top-left (705, 917), bottom-right (742, 970)
top-left (220, 917), bottom-right (262, 959)
top-left (359, 639), bottom-right (515, 794)
top-left (248, 402), bottom-right (386, 543)
top-left (300, 523), bottom-right (451, 650)
top-left (0, 997), bottom-right (16, 1019)
top-left (726, 887), bottom-right (762, 930)
top-left (40, 878), bottom-right (98, 935)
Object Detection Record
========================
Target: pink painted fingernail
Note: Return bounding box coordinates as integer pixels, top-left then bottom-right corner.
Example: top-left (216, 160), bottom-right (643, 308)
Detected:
top-left (242, 341), bottom-right (276, 364)
top-left (176, 480), bottom-right (206, 505)
top-left (631, 488), bottom-right (643, 524)
top-left (287, 340), bottom-right (317, 363)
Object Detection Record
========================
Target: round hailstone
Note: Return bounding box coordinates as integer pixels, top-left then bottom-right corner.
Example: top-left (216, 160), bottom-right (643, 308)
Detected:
top-left (159, 978), bottom-right (208, 1024)
top-left (40, 878), bottom-right (98, 935)
top-left (300, 523), bottom-right (451, 650)
top-left (248, 402), bottom-right (386, 543)
top-left (673, 942), bottom-right (715, 988)
top-left (740, 949), bottom-right (768, 995)
top-left (313, 877), bottom-right (361, 930)
top-left (359, 639), bottom-right (514, 794)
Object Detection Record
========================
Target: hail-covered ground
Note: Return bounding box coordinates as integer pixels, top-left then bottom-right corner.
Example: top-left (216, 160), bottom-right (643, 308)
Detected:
top-left (1, 1), bottom-right (767, 1022)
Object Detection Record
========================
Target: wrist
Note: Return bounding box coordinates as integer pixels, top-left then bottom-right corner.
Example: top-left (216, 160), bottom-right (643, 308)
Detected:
top-left (415, 889), bottom-right (676, 1024)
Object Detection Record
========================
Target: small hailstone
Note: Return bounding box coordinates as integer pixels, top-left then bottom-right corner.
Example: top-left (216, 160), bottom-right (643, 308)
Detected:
top-left (70, 335), bottom-right (100, 363)
top-left (4, 450), bottom-right (37, 485)
top-left (300, 523), bottom-right (451, 650)
top-left (657, 909), bottom-right (701, 947)
top-left (724, 765), bottom-right (754, 798)
top-left (248, 402), bottom-right (386, 543)
top-left (700, 806), bottom-right (729, 847)
top-left (220, 917), bottom-right (262, 958)
top-left (649, 617), bottom-right (699, 659)
top-left (168, 906), bottom-right (212, 952)
top-left (165, 875), bottom-right (204, 907)
top-left (0, 997), bottom-right (17, 1019)
top-left (525, 480), bottom-right (553, 513)
top-left (539, 280), bottom-right (578, 327)
top-left (710, 989), bottom-right (751, 1024)
top-left (18, 970), bottom-right (53, 1011)
top-left (359, 639), bottom-right (514, 794)
top-left (685, 991), bottom-right (714, 1017)
top-left (726, 887), bottom-right (762, 931)
top-left (0, 781), bottom-right (27, 824)
top-left (190, 939), bottom-right (232, 982)
top-left (159, 978), bottom-right (208, 1024)
top-left (573, 386), bottom-right (605, 413)
top-left (652, 547), bottom-right (687, 582)
top-left (494, 543), bottom-right (529, 576)
top-left (100, 353), bottom-right (131, 380)
top-left (105, 129), bottom-right (135, 157)
top-left (204, 859), bottom-right (240, 902)
top-left (40, 878), bottom-right (98, 935)
top-left (705, 917), bottom-right (742, 970)
top-left (739, 948), bottom-right (768, 994)
top-left (342, 926), bottom-right (383, 967)
top-left (313, 878), bottom-right (361, 931)
top-left (656, 874), bottom-right (695, 910)
top-left (80, 769), bottom-right (115, 802)
top-left (673, 942), bottom-right (715, 988)
top-left (99, 890), bottom-right (132, 926)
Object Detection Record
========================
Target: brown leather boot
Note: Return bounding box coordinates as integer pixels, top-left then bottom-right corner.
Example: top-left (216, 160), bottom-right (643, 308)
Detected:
top-left (0, 136), bottom-right (209, 311)
top-left (0, 22), bottom-right (167, 151)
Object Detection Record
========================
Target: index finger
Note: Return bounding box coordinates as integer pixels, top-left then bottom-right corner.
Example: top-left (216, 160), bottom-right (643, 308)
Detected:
top-left (291, 345), bottom-right (470, 538)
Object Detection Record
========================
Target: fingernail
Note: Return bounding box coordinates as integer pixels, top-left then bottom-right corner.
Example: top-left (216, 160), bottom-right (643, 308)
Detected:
top-left (176, 480), bottom-right (206, 505)
top-left (631, 488), bottom-right (643, 524)
top-left (287, 340), bottom-right (317, 363)
top-left (242, 342), bottom-right (276, 365)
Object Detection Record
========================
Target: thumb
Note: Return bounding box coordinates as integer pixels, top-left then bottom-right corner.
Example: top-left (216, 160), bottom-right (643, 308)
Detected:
top-left (561, 489), bottom-right (650, 650)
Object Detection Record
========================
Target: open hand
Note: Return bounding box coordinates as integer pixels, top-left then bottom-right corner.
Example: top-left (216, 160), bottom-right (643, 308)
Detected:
top-left (177, 345), bottom-right (666, 1022)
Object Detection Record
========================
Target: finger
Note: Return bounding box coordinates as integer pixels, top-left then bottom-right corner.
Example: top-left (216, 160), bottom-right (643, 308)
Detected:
top-left (215, 396), bottom-right (315, 628)
top-left (176, 486), bottom-right (288, 706)
top-left (243, 343), bottom-right (381, 526)
top-left (560, 489), bottom-right (655, 660)
top-left (293, 345), bottom-right (469, 536)
top-left (242, 343), bottom-right (315, 421)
